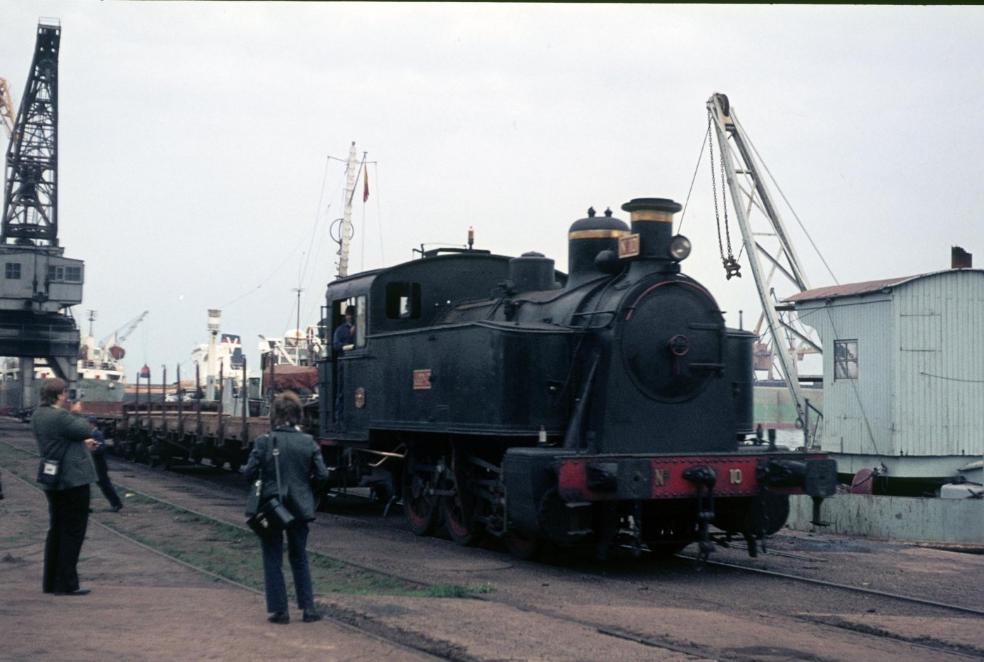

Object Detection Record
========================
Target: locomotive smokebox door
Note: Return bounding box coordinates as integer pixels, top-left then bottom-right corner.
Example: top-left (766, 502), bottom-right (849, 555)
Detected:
top-left (619, 281), bottom-right (724, 403)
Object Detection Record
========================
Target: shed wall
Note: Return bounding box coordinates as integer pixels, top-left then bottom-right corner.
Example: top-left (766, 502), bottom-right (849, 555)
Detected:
top-left (798, 296), bottom-right (896, 456)
top-left (787, 494), bottom-right (983, 544)
top-left (894, 271), bottom-right (984, 457)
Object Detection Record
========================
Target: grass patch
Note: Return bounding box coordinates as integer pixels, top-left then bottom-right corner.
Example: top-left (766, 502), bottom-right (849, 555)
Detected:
top-left (422, 583), bottom-right (495, 598)
top-left (104, 491), bottom-right (437, 598)
top-left (1, 442), bottom-right (490, 599)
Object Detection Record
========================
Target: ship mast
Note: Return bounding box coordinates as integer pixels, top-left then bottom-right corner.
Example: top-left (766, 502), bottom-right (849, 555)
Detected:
top-left (337, 142), bottom-right (358, 278)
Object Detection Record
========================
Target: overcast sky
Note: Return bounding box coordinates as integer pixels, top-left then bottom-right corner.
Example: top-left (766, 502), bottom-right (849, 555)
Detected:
top-left (2, 3), bottom-right (982, 379)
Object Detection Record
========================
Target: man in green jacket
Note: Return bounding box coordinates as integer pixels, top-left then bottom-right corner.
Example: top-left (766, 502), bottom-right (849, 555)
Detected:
top-left (32, 378), bottom-right (98, 596)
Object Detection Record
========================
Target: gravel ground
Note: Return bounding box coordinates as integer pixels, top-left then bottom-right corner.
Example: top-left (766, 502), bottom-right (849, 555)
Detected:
top-left (0, 472), bottom-right (430, 662)
top-left (2, 419), bottom-right (981, 661)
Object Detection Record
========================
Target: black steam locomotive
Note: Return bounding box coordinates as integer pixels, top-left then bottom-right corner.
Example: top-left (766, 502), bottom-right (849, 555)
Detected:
top-left (317, 197), bottom-right (836, 559)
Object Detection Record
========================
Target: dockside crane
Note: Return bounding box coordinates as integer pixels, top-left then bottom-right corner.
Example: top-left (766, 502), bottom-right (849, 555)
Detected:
top-left (706, 93), bottom-right (825, 445)
top-left (101, 310), bottom-right (149, 358)
top-left (0, 20), bottom-right (85, 404)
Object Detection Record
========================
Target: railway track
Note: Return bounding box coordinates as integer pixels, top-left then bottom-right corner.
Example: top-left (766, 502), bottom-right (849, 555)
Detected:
top-left (91, 439), bottom-right (984, 619)
top-left (0, 456), bottom-right (461, 661)
top-left (1, 439), bottom-right (714, 660)
top-left (3, 429), bottom-right (981, 661)
top-left (682, 555), bottom-right (984, 618)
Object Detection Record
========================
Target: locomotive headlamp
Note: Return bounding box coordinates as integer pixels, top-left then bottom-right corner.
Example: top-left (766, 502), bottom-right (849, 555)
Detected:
top-left (669, 235), bottom-right (692, 261)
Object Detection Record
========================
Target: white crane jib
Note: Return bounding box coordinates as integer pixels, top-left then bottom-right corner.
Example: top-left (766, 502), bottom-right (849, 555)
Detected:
top-left (115, 310), bottom-right (149, 344)
top-left (100, 310), bottom-right (149, 349)
top-left (706, 93), bottom-right (823, 443)
top-left (0, 77), bottom-right (14, 138)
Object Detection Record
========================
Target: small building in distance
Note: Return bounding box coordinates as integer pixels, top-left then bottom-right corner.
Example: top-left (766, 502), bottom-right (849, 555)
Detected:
top-left (786, 264), bottom-right (984, 491)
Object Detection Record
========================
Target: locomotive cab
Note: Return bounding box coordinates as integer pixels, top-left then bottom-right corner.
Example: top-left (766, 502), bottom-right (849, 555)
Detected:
top-left (319, 250), bottom-right (520, 440)
top-left (321, 271), bottom-right (377, 439)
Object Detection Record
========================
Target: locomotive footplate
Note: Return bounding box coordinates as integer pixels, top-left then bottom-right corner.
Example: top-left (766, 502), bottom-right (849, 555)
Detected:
top-left (555, 453), bottom-right (837, 502)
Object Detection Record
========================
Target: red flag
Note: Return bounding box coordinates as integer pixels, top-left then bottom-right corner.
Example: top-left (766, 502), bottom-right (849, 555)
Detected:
top-left (362, 166), bottom-right (369, 203)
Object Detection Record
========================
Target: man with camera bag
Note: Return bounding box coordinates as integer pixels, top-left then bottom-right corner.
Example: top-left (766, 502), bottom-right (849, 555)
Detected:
top-left (32, 379), bottom-right (99, 596)
top-left (244, 391), bottom-right (329, 624)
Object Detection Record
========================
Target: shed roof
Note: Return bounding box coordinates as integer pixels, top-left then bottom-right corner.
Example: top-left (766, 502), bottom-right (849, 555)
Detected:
top-left (785, 269), bottom-right (984, 304)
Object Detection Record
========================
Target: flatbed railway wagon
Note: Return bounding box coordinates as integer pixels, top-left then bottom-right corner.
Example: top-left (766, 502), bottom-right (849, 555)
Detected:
top-left (87, 399), bottom-right (275, 471)
top-left (86, 365), bottom-right (320, 469)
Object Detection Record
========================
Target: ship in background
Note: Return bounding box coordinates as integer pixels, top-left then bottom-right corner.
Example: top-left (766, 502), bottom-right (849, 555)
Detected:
top-left (257, 325), bottom-right (324, 403)
top-left (149, 313), bottom-right (323, 418)
top-left (191, 331), bottom-right (246, 388)
top-left (76, 310), bottom-right (147, 402)
top-left (0, 310), bottom-right (147, 410)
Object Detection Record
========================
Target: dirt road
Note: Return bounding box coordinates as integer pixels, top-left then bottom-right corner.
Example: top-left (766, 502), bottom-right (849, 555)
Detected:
top-left (2, 418), bottom-right (981, 661)
top-left (0, 469), bottom-right (433, 661)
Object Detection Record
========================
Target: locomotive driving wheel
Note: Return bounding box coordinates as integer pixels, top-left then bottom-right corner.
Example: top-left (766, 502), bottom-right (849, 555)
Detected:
top-left (402, 449), bottom-right (438, 536)
top-left (763, 493), bottom-right (790, 535)
top-left (442, 446), bottom-right (480, 546)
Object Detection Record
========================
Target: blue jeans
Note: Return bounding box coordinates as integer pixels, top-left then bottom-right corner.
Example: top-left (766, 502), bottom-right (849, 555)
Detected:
top-left (260, 521), bottom-right (314, 614)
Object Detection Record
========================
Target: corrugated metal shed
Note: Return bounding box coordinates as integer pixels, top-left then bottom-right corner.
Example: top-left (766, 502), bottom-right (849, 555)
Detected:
top-left (785, 276), bottom-right (909, 303)
top-left (786, 269), bottom-right (983, 303)
top-left (789, 269), bottom-right (984, 475)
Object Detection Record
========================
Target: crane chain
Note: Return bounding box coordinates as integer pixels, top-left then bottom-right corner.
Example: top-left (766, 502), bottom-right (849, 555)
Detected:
top-left (708, 113), bottom-right (742, 280)
top-left (708, 115), bottom-right (725, 262)
top-left (720, 160), bottom-right (742, 280)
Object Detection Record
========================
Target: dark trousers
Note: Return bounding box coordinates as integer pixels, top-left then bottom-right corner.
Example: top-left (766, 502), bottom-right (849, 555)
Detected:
top-left (43, 485), bottom-right (90, 593)
top-left (260, 521), bottom-right (314, 614)
top-left (92, 450), bottom-right (122, 509)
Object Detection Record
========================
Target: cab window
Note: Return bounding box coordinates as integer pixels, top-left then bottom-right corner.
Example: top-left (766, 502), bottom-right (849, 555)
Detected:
top-left (334, 295), bottom-right (367, 351)
top-left (385, 282), bottom-right (421, 319)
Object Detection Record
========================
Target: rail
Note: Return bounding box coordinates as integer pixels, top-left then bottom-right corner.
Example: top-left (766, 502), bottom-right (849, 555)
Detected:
top-left (681, 555), bottom-right (984, 618)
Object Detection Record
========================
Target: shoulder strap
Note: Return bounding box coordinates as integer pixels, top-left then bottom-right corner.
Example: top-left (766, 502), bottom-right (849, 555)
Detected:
top-left (253, 435), bottom-right (266, 483)
top-left (271, 433), bottom-right (285, 499)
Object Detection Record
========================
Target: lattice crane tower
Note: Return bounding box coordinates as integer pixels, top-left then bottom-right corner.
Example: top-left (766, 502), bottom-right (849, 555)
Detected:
top-left (0, 20), bottom-right (84, 404)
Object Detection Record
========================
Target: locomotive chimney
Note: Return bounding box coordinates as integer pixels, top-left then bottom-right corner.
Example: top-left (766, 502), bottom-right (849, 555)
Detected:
top-left (620, 198), bottom-right (682, 261)
top-left (566, 206), bottom-right (629, 284)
